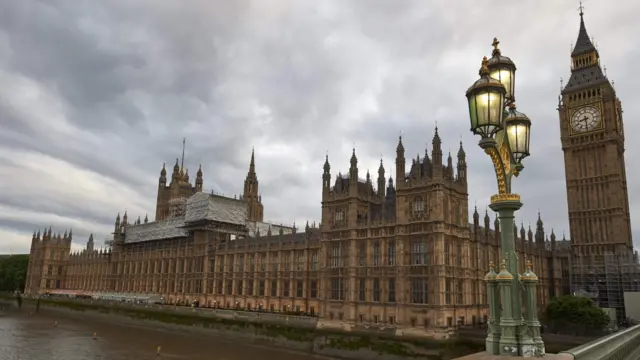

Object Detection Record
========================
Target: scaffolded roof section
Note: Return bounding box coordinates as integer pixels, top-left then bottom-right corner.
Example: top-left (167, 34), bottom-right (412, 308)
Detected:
top-left (124, 218), bottom-right (188, 244)
top-left (184, 191), bottom-right (246, 225)
top-left (246, 221), bottom-right (293, 238)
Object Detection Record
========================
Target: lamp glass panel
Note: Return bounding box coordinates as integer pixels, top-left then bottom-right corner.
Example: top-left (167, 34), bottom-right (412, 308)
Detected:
top-left (468, 95), bottom-right (478, 131)
top-left (506, 121), bottom-right (530, 161)
top-left (487, 91), bottom-right (504, 127)
top-left (490, 69), bottom-right (514, 99)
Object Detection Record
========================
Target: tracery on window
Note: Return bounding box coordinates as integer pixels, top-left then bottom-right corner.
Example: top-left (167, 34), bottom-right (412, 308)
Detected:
top-left (412, 197), bottom-right (425, 215)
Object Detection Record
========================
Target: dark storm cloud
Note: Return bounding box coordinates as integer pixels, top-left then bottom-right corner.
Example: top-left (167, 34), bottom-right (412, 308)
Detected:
top-left (0, 0), bottom-right (639, 253)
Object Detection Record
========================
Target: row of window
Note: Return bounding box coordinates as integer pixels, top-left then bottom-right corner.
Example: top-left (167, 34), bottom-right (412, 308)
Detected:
top-left (115, 278), bottom-right (319, 298)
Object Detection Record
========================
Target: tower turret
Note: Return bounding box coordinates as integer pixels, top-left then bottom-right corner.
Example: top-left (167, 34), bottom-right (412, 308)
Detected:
top-left (377, 159), bottom-right (385, 199)
top-left (456, 141), bottom-right (467, 184)
top-left (395, 136), bottom-right (405, 189)
top-left (87, 234), bottom-right (94, 252)
top-left (322, 155), bottom-right (331, 197)
top-left (431, 127), bottom-right (443, 177)
top-left (244, 148), bottom-right (264, 222)
top-left (195, 164), bottom-right (203, 192)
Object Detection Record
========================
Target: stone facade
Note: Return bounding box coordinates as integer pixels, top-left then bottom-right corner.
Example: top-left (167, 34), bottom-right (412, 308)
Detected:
top-left (558, 12), bottom-right (633, 259)
top-left (25, 136), bottom-right (571, 337)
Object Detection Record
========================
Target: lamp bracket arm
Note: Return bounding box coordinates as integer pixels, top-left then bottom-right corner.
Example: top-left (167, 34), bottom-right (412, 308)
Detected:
top-left (484, 133), bottom-right (514, 194)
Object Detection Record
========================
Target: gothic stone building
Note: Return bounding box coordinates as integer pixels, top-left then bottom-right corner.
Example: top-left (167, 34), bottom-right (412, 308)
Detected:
top-left (25, 132), bottom-right (570, 337)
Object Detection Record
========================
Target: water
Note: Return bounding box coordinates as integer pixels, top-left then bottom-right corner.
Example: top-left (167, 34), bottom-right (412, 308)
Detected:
top-left (0, 309), bottom-right (320, 360)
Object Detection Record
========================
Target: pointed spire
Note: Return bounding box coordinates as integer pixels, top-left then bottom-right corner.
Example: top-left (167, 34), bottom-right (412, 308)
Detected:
top-left (572, 2), bottom-right (597, 57)
top-left (432, 125), bottom-right (441, 147)
top-left (457, 141), bottom-right (466, 160)
top-left (378, 158), bottom-right (384, 175)
top-left (197, 164), bottom-right (203, 177)
top-left (396, 135), bottom-right (404, 154)
top-left (250, 147), bottom-right (255, 171)
top-left (180, 137), bottom-right (186, 172)
top-left (350, 148), bottom-right (357, 167)
top-left (144, 214), bottom-right (148, 224)
top-left (323, 154), bottom-right (330, 172)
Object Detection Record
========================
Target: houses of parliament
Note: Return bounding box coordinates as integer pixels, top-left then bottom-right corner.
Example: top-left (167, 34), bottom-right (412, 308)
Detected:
top-left (24, 11), bottom-right (637, 333)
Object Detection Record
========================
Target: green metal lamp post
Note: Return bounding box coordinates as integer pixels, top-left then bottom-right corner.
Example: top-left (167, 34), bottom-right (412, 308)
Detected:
top-left (465, 38), bottom-right (544, 357)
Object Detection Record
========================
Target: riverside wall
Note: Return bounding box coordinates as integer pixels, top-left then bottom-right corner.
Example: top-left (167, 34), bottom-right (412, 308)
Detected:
top-left (2, 296), bottom-right (482, 360)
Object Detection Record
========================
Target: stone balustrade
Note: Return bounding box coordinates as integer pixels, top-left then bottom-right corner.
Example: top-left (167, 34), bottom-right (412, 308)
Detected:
top-left (558, 324), bottom-right (640, 360)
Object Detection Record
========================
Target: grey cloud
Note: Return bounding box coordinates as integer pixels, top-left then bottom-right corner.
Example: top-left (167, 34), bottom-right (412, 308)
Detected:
top-left (0, 0), bottom-right (639, 253)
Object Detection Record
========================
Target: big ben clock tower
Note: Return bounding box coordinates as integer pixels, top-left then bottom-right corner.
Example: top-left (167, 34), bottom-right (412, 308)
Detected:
top-left (559, 10), bottom-right (633, 259)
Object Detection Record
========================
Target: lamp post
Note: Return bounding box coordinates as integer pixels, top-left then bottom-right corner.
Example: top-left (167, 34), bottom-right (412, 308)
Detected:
top-left (465, 38), bottom-right (543, 357)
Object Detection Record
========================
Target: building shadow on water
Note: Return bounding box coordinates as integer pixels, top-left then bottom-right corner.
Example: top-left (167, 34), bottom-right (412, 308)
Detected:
top-left (1, 309), bottom-right (330, 360)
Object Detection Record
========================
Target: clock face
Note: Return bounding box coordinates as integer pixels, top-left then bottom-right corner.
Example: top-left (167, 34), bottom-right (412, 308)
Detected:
top-left (571, 106), bottom-right (601, 133)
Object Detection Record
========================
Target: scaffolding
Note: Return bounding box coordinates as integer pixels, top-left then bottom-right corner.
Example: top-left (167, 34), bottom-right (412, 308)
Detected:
top-left (570, 248), bottom-right (640, 324)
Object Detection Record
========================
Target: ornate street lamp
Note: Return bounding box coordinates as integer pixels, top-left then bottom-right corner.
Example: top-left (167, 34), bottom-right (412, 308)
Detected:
top-left (465, 38), bottom-right (543, 357)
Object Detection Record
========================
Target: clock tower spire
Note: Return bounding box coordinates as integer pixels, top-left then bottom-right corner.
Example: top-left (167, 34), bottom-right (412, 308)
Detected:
top-left (558, 7), bottom-right (634, 320)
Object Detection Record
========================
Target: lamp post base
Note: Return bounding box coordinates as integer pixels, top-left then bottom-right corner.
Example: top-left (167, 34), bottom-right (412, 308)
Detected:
top-left (489, 197), bottom-right (538, 357)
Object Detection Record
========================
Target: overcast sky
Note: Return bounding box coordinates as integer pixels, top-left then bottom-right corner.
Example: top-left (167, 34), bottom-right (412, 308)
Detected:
top-left (0, 1), bottom-right (639, 254)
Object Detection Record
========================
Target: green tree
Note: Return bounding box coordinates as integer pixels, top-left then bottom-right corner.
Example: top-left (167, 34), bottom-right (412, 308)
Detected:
top-left (0, 255), bottom-right (29, 292)
top-left (544, 295), bottom-right (610, 336)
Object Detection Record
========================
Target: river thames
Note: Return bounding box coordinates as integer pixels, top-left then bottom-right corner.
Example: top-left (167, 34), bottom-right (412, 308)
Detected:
top-left (0, 308), bottom-right (324, 360)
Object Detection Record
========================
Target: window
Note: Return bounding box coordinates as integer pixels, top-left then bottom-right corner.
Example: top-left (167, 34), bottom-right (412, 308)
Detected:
top-left (444, 242), bottom-right (451, 265)
top-left (331, 278), bottom-right (344, 300)
top-left (296, 280), bottom-right (303, 297)
top-left (456, 279), bottom-right (463, 305)
top-left (388, 278), bottom-right (396, 303)
top-left (334, 208), bottom-right (345, 222)
top-left (358, 242), bottom-right (366, 266)
top-left (249, 254), bottom-right (255, 272)
top-left (330, 243), bottom-right (343, 268)
top-left (283, 280), bottom-right (290, 297)
top-left (358, 279), bottom-right (366, 301)
top-left (237, 255), bottom-right (244, 272)
top-left (270, 280), bottom-right (277, 297)
top-left (411, 239), bottom-right (428, 265)
top-left (387, 240), bottom-right (396, 266)
top-left (271, 254), bottom-right (278, 272)
top-left (259, 280), bottom-right (265, 296)
top-left (260, 253), bottom-right (266, 271)
top-left (411, 278), bottom-right (428, 304)
top-left (310, 281), bottom-right (318, 298)
top-left (445, 278), bottom-right (452, 305)
top-left (228, 256), bottom-right (234, 273)
top-left (226, 280), bottom-right (232, 295)
top-left (373, 242), bottom-right (381, 266)
top-left (237, 280), bottom-right (243, 295)
top-left (373, 278), bottom-right (380, 302)
top-left (297, 251), bottom-right (304, 271)
top-left (413, 197), bottom-right (424, 214)
top-left (456, 243), bottom-right (462, 267)
top-left (247, 280), bottom-right (254, 296)
top-left (283, 253), bottom-right (291, 271)
top-left (311, 251), bottom-right (318, 270)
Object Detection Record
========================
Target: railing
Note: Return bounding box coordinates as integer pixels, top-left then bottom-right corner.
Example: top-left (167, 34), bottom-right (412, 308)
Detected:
top-left (559, 324), bottom-right (640, 360)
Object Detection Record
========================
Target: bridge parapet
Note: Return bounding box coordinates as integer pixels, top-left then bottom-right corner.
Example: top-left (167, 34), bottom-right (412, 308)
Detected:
top-left (559, 324), bottom-right (640, 360)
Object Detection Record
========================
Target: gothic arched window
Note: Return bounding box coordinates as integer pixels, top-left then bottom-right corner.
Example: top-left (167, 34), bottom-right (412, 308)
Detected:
top-left (413, 197), bottom-right (424, 215)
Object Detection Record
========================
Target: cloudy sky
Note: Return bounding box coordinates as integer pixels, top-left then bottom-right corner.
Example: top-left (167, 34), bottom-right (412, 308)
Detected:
top-left (0, 1), bottom-right (639, 254)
